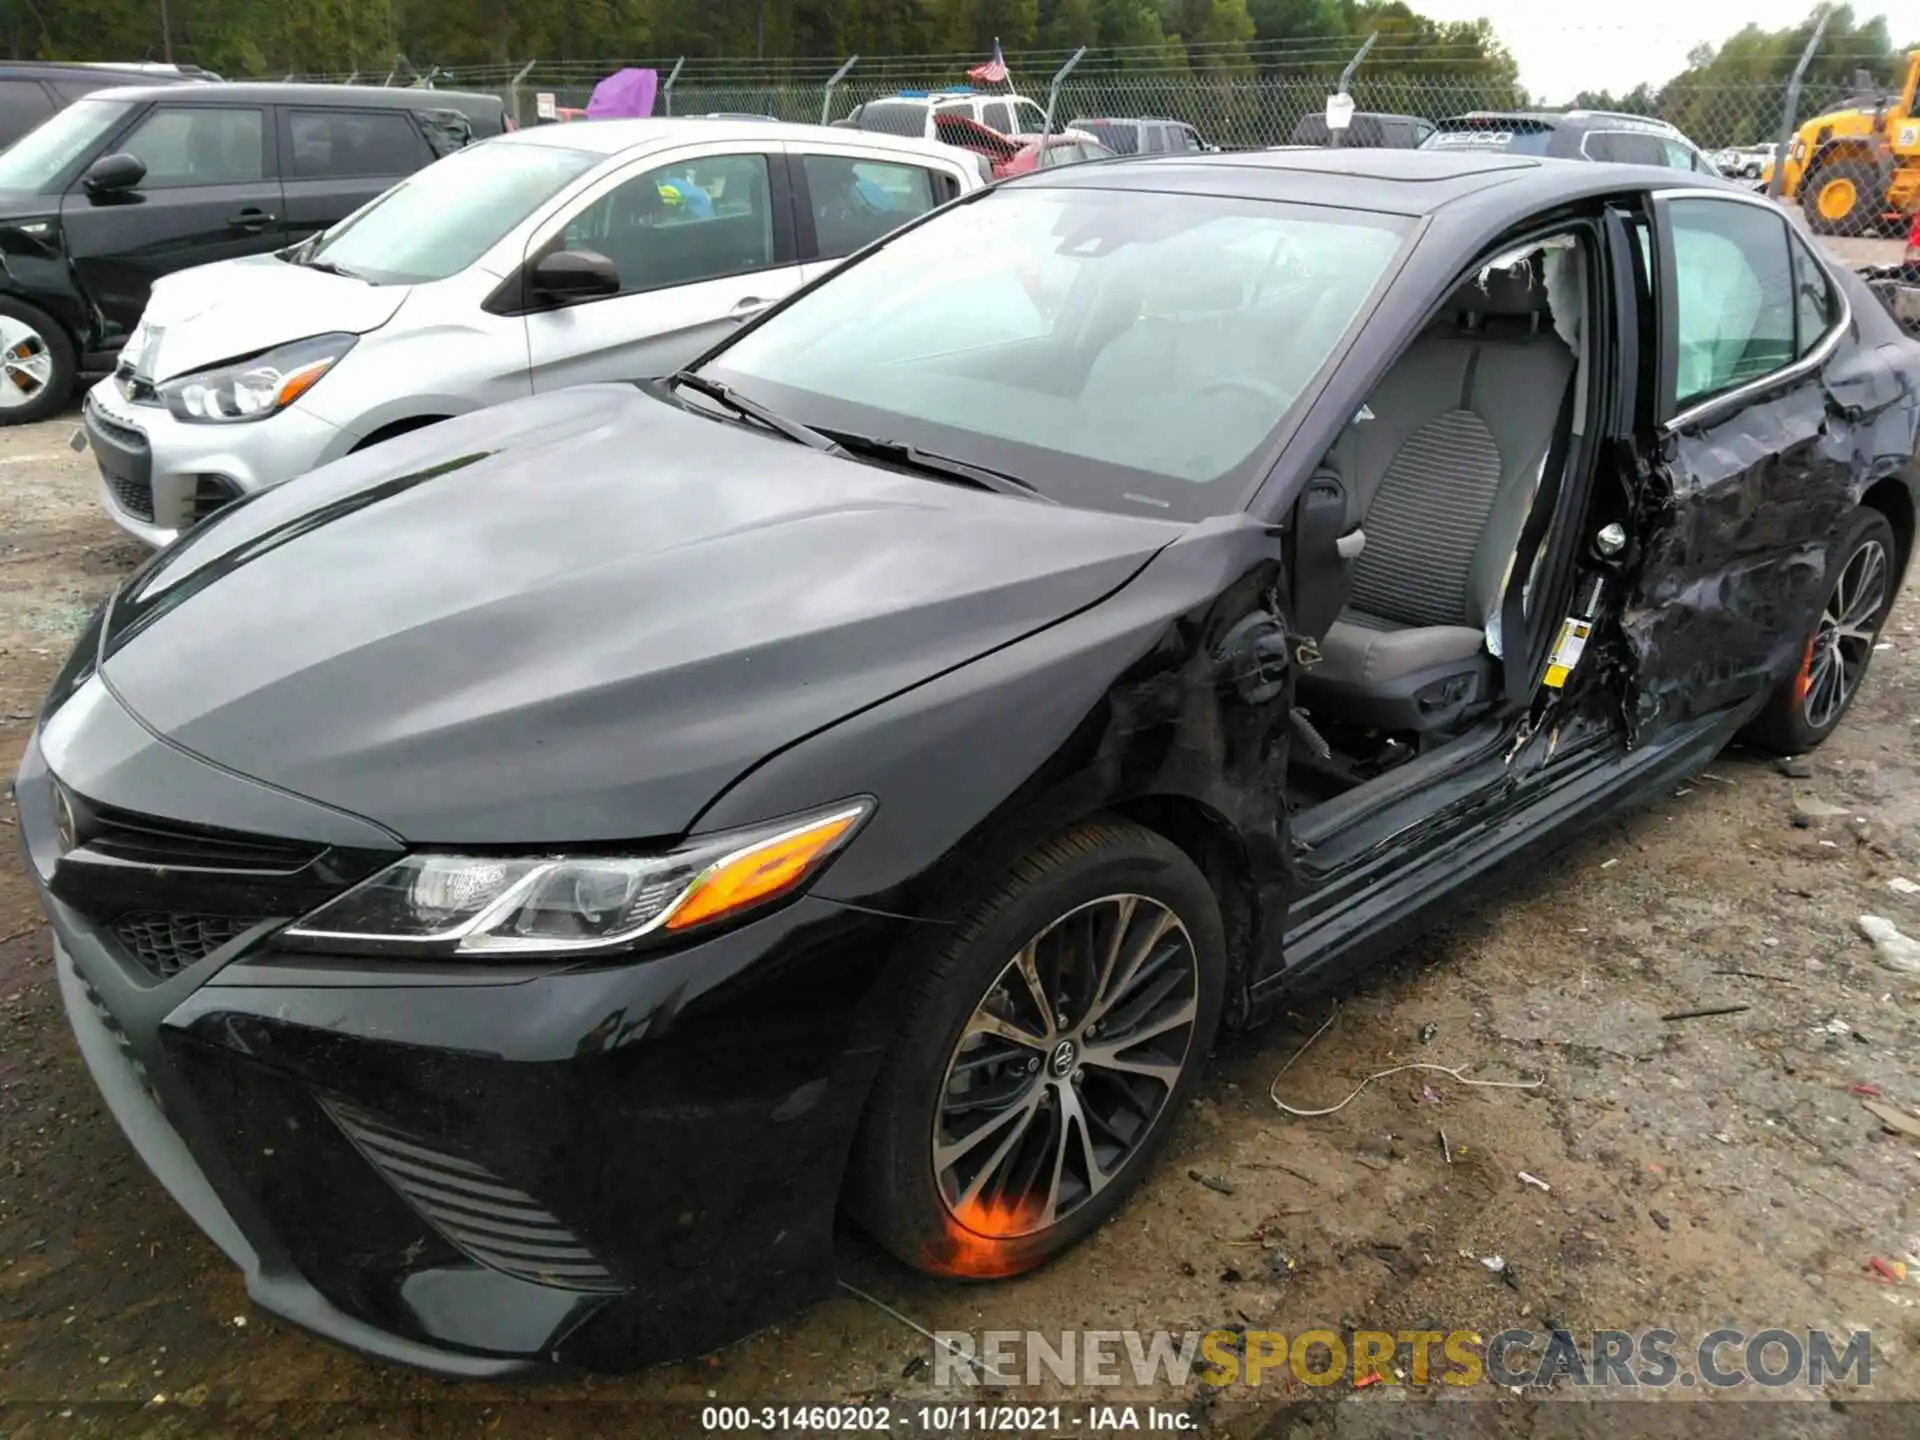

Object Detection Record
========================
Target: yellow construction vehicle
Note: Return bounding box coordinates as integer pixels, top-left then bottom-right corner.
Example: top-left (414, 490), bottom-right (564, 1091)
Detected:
top-left (1765, 51), bottom-right (1920, 234)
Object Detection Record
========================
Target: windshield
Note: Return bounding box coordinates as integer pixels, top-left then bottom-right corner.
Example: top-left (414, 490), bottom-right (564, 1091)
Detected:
top-left (0, 98), bottom-right (131, 193)
top-left (701, 187), bottom-right (1411, 520)
top-left (300, 140), bottom-right (599, 284)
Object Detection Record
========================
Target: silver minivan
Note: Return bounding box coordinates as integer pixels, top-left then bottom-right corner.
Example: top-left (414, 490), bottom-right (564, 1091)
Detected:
top-left (81, 118), bottom-right (984, 547)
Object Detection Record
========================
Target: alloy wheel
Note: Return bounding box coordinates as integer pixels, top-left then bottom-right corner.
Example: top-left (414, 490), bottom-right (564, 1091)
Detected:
top-left (0, 314), bottom-right (54, 410)
top-left (931, 894), bottom-right (1200, 1239)
top-left (1803, 537), bottom-right (1889, 731)
top-left (1816, 177), bottom-right (1857, 222)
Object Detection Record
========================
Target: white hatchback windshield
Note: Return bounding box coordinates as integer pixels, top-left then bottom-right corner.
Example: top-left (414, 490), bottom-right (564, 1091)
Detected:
top-left (703, 186), bottom-right (1411, 519)
top-left (297, 139), bottom-right (599, 285)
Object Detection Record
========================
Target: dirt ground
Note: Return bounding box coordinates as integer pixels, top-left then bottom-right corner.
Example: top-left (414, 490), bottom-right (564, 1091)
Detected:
top-left (1, 396), bottom-right (1918, 1439)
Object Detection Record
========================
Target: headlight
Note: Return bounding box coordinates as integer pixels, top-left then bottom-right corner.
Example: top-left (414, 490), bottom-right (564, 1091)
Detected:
top-left (159, 333), bottom-right (355, 424)
top-left (281, 800), bottom-right (872, 957)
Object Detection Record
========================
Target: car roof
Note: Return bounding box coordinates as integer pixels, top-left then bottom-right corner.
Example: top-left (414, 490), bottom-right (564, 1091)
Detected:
top-left (73, 82), bottom-right (502, 109)
top-left (0, 62), bottom-right (203, 81)
top-left (497, 116), bottom-right (969, 160)
top-left (1438, 110), bottom-right (1684, 135)
top-left (1006, 147), bottom-right (1737, 217)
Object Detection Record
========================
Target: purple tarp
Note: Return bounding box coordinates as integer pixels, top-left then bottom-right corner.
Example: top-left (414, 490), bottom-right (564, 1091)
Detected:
top-left (585, 68), bottom-right (659, 119)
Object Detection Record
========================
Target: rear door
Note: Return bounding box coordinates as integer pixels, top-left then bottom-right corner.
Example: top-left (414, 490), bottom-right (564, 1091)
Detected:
top-left (522, 140), bottom-right (801, 391)
top-left (1621, 190), bottom-right (1892, 740)
top-left (277, 106), bottom-right (437, 245)
top-left (791, 139), bottom-right (972, 284)
top-left (59, 100), bottom-right (285, 342)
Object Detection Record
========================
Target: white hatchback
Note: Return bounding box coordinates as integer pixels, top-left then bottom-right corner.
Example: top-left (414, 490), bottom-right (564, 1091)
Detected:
top-left (80, 118), bottom-right (984, 547)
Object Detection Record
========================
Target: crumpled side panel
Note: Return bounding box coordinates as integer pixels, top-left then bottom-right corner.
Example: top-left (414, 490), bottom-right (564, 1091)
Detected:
top-left (1619, 384), bottom-right (1860, 741)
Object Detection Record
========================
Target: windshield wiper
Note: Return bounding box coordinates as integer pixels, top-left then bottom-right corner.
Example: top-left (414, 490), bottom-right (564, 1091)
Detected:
top-left (822, 431), bottom-right (1054, 503)
top-left (666, 371), bottom-right (838, 452)
top-left (300, 258), bottom-right (369, 281)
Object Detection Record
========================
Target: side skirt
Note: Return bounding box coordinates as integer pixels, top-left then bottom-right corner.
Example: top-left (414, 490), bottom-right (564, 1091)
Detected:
top-left (1250, 704), bottom-right (1750, 1015)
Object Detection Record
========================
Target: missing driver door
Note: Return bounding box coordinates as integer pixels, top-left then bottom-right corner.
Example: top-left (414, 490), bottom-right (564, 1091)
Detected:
top-left (523, 146), bottom-right (804, 392)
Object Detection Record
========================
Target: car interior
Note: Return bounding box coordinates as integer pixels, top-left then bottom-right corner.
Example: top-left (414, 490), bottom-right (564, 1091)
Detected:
top-left (1286, 236), bottom-right (1594, 809)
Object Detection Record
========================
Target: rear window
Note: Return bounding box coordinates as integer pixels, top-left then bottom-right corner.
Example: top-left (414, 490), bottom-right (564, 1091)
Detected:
top-left (1421, 120), bottom-right (1557, 155)
top-left (846, 102), bottom-right (928, 138)
top-left (1075, 121), bottom-right (1138, 155)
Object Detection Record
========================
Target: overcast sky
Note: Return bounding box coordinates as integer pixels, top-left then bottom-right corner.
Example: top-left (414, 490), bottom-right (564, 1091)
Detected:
top-left (1416, 0), bottom-right (1920, 102)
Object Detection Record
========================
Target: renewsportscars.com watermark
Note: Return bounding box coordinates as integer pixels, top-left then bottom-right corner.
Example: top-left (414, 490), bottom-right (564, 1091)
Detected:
top-left (931, 1327), bottom-right (1872, 1390)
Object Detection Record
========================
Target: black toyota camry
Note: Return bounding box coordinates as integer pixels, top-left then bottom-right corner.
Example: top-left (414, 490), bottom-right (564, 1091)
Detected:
top-left (18, 148), bottom-right (1917, 1376)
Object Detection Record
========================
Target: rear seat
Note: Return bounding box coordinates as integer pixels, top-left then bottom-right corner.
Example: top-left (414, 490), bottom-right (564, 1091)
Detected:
top-left (1298, 264), bottom-right (1575, 735)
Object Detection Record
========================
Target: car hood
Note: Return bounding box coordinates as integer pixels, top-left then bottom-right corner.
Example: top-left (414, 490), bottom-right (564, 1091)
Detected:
top-left (98, 383), bottom-right (1176, 844)
top-left (133, 253), bottom-right (412, 381)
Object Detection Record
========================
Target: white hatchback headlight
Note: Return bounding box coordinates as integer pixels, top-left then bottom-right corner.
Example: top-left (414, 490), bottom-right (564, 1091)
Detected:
top-left (159, 333), bottom-right (356, 424)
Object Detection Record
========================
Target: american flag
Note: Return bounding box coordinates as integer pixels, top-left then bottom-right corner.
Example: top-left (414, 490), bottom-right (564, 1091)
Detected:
top-left (968, 39), bottom-right (1009, 85)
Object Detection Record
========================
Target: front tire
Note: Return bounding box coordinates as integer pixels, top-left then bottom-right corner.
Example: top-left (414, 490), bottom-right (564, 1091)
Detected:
top-left (1803, 158), bottom-right (1882, 236)
top-left (1746, 507), bottom-right (1897, 753)
top-left (847, 821), bottom-right (1225, 1279)
top-left (0, 296), bottom-right (76, 425)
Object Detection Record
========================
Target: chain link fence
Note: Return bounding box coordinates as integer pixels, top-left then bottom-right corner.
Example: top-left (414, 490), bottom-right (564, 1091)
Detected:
top-left (278, 52), bottom-right (1919, 257)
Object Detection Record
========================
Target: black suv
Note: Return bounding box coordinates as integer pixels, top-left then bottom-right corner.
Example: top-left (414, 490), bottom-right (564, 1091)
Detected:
top-left (0, 83), bottom-right (501, 424)
top-left (1288, 111), bottom-right (1435, 148)
top-left (1067, 116), bottom-right (1211, 154)
top-left (1421, 110), bottom-right (1718, 172)
top-left (0, 63), bottom-right (215, 150)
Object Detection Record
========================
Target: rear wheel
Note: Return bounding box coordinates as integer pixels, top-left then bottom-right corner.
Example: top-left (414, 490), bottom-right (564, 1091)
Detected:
top-left (1803, 158), bottom-right (1882, 236)
top-left (847, 821), bottom-right (1225, 1279)
top-left (0, 297), bottom-right (76, 425)
top-left (1746, 507), bottom-right (1897, 753)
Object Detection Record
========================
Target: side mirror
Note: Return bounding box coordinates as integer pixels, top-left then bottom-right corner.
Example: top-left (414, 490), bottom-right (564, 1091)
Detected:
top-left (83, 152), bottom-right (146, 193)
top-left (530, 248), bottom-right (620, 303)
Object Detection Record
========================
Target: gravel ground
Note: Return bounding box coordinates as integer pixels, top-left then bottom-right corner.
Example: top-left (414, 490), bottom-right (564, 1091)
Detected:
top-left (1, 366), bottom-right (1917, 1440)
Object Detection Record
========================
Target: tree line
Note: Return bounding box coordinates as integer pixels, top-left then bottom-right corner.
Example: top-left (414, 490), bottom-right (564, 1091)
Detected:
top-left (1569, 4), bottom-right (1916, 149)
top-left (5, 1), bottom-right (1515, 81)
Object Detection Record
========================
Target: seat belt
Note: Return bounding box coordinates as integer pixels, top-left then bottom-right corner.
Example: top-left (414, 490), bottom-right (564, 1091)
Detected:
top-left (1497, 372), bottom-right (1581, 707)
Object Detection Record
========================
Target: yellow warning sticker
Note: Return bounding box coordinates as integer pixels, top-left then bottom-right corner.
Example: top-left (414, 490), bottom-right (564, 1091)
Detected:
top-left (1543, 618), bottom-right (1592, 690)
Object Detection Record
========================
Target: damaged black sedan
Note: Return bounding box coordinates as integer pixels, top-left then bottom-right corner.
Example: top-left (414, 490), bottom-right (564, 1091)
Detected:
top-left (18, 149), bottom-right (1918, 1376)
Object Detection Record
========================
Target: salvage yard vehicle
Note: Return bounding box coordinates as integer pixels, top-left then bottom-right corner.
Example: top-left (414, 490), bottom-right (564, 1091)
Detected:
top-left (19, 148), bottom-right (1917, 1377)
top-left (0, 61), bottom-right (209, 150)
top-left (0, 83), bottom-right (497, 424)
top-left (1424, 109), bottom-right (1718, 174)
top-left (79, 118), bottom-right (982, 547)
top-left (1764, 51), bottom-right (1920, 234)
top-left (836, 86), bottom-right (1052, 140)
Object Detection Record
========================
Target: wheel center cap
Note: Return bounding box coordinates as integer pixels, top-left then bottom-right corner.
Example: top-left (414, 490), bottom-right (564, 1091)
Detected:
top-left (1048, 1038), bottom-right (1078, 1078)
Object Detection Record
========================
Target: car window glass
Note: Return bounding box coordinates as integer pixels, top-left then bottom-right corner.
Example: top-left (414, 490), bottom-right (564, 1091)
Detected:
top-left (1584, 130), bottom-right (1666, 166)
top-left (1422, 123), bottom-right (1556, 155)
top-left (1143, 125), bottom-right (1167, 153)
top-left (0, 96), bottom-right (130, 191)
top-left (307, 141), bottom-right (597, 285)
top-left (0, 79), bottom-right (54, 141)
top-left (1659, 138), bottom-right (1701, 171)
top-left (1668, 198), bottom-right (1796, 408)
top-left (120, 106), bottom-right (265, 187)
top-left (1790, 233), bottom-right (1839, 358)
top-left (803, 154), bottom-right (935, 260)
top-left (1101, 124), bottom-right (1139, 155)
top-left (707, 188), bottom-right (1413, 521)
top-left (561, 153), bottom-right (775, 293)
top-left (855, 102), bottom-right (929, 137)
top-left (1014, 100), bottom-right (1049, 132)
top-left (982, 102), bottom-right (1012, 134)
top-left (288, 109), bottom-right (427, 179)
top-left (1178, 126), bottom-right (1203, 151)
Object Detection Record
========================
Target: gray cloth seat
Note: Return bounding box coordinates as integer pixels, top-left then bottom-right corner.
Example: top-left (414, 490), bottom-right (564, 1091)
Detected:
top-left (1299, 263), bottom-right (1575, 733)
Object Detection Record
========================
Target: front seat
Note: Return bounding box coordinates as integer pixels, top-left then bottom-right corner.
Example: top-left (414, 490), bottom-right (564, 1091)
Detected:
top-left (1298, 263), bottom-right (1575, 736)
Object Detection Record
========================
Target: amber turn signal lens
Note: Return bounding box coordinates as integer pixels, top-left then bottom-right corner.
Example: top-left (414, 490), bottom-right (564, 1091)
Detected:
top-left (274, 359), bottom-right (337, 409)
top-left (665, 808), bottom-right (864, 931)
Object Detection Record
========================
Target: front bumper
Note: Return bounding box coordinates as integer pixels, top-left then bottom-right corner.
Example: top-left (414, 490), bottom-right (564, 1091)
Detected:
top-left (81, 377), bottom-right (350, 549)
top-left (19, 691), bottom-right (915, 1374)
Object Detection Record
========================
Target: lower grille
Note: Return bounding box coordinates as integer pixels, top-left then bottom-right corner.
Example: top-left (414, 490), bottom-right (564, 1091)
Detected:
top-left (110, 912), bottom-right (255, 982)
top-left (322, 1098), bottom-right (623, 1294)
top-left (106, 470), bottom-right (155, 521)
top-left (188, 476), bottom-right (243, 525)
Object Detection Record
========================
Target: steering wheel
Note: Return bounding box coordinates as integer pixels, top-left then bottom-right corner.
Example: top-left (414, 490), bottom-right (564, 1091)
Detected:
top-left (1196, 376), bottom-right (1287, 407)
